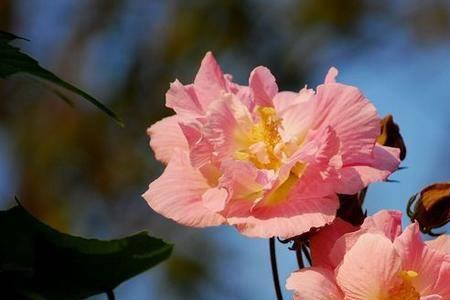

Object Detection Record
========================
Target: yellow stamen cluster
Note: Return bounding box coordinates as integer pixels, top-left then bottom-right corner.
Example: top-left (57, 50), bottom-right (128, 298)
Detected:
top-left (385, 270), bottom-right (420, 300)
top-left (234, 107), bottom-right (282, 170)
top-left (233, 106), bottom-right (307, 205)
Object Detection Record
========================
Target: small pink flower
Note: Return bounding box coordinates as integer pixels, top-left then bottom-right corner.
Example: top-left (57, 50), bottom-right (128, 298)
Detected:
top-left (287, 210), bottom-right (450, 299)
top-left (143, 52), bottom-right (400, 238)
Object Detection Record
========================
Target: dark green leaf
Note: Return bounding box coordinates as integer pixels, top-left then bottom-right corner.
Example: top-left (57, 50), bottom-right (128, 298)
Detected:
top-left (0, 31), bottom-right (123, 126)
top-left (0, 204), bottom-right (173, 300)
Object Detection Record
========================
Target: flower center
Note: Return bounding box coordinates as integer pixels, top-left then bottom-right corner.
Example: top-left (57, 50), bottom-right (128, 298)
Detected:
top-left (234, 107), bottom-right (283, 170)
top-left (264, 162), bottom-right (307, 205)
top-left (385, 270), bottom-right (420, 300)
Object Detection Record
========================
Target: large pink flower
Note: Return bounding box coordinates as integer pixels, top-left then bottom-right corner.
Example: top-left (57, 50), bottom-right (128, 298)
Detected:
top-left (143, 52), bottom-right (400, 238)
top-left (286, 211), bottom-right (450, 299)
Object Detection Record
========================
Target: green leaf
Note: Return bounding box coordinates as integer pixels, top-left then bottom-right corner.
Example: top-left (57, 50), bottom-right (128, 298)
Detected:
top-left (0, 31), bottom-right (124, 126)
top-left (0, 204), bottom-right (173, 300)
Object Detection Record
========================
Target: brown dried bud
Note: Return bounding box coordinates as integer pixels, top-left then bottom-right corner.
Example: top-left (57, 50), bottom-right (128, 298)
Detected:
top-left (336, 193), bottom-right (366, 226)
top-left (377, 114), bottom-right (407, 160)
top-left (408, 182), bottom-right (450, 235)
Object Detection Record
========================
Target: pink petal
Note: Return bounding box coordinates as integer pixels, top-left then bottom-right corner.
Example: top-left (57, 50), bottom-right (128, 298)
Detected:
top-left (426, 235), bottom-right (450, 256)
top-left (147, 115), bottom-right (189, 164)
top-left (310, 217), bottom-right (357, 268)
top-left (143, 149), bottom-right (225, 227)
top-left (166, 80), bottom-right (203, 116)
top-left (204, 94), bottom-right (253, 158)
top-left (394, 223), bottom-right (450, 295)
top-left (312, 82), bottom-right (380, 166)
top-left (202, 187), bottom-right (229, 212)
top-left (225, 74), bottom-right (253, 110)
top-left (311, 126), bottom-right (341, 167)
top-left (179, 122), bottom-right (214, 168)
top-left (275, 89), bottom-right (315, 143)
top-left (286, 267), bottom-right (344, 300)
top-left (194, 52), bottom-right (228, 110)
top-left (218, 159), bottom-right (271, 202)
top-left (329, 210), bottom-right (403, 268)
top-left (228, 194), bottom-right (339, 238)
top-left (335, 144), bottom-right (400, 194)
top-left (273, 91), bottom-right (302, 112)
top-left (324, 67), bottom-right (339, 84)
top-left (361, 209), bottom-right (403, 241)
top-left (433, 260), bottom-right (450, 299)
top-left (336, 233), bottom-right (401, 300)
top-left (249, 66), bottom-right (278, 107)
top-left (421, 296), bottom-right (443, 300)
top-left (270, 126), bottom-right (341, 205)
top-left (372, 144), bottom-right (401, 171)
top-left (279, 125), bottom-right (341, 184)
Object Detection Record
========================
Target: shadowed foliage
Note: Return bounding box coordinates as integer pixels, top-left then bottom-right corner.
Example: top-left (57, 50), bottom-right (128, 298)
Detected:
top-left (0, 204), bottom-right (172, 300)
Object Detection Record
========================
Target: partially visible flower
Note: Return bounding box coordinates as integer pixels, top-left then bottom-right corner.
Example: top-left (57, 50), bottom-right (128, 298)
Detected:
top-left (287, 210), bottom-right (450, 300)
top-left (408, 182), bottom-right (450, 234)
top-left (377, 114), bottom-right (407, 161)
top-left (143, 52), bottom-right (400, 238)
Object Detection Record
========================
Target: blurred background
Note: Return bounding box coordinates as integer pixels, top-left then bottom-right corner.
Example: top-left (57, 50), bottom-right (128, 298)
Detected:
top-left (0, 0), bottom-right (449, 299)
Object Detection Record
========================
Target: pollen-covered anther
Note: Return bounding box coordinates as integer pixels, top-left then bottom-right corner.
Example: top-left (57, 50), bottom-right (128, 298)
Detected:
top-left (385, 270), bottom-right (420, 300)
top-left (235, 106), bottom-right (283, 170)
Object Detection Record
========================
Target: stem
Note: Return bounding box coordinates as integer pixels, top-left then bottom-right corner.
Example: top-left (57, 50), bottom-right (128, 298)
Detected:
top-left (106, 290), bottom-right (115, 300)
top-left (301, 244), bottom-right (312, 266)
top-left (295, 248), bottom-right (304, 269)
top-left (269, 237), bottom-right (283, 300)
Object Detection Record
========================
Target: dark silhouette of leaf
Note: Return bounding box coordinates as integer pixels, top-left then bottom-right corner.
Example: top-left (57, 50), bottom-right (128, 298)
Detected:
top-left (0, 204), bottom-right (173, 300)
top-left (0, 31), bottom-right (123, 126)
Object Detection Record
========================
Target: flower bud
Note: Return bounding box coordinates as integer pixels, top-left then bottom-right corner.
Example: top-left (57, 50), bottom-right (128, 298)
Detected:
top-left (377, 114), bottom-right (407, 160)
top-left (337, 193), bottom-right (366, 226)
top-left (408, 182), bottom-right (450, 234)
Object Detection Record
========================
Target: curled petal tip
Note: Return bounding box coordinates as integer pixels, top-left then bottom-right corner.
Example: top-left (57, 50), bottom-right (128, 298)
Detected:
top-left (324, 67), bottom-right (339, 84)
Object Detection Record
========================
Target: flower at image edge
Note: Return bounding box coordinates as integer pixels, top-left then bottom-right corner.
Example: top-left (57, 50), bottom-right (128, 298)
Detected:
top-left (286, 210), bottom-right (450, 299)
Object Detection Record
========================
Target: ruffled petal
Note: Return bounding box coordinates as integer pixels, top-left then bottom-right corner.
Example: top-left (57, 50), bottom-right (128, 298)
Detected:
top-left (273, 91), bottom-right (302, 112)
top-left (324, 67), bottom-right (339, 84)
top-left (329, 210), bottom-right (403, 268)
top-left (219, 159), bottom-right (271, 202)
top-left (148, 115), bottom-right (188, 164)
top-left (310, 218), bottom-right (357, 268)
top-left (286, 267), bottom-right (344, 300)
top-left (194, 52), bottom-right (228, 110)
top-left (204, 94), bottom-right (254, 158)
top-left (275, 88), bottom-right (315, 143)
top-left (179, 122), bottom-right (214, 168)
top-left (202, 187), bottom-right (229, 212)
top-left (228, 194), bottom-right (339, 238)
top-left (249, 66), bottom-right (278, 107)
top-left (426, 235), bottom-right (450, 256)
top-left (394, 223), bottom-right (450, 296)
top-left (336, 233), bottom-right (401, 300)
top-left (432, 260), bottom-right (450, 299)
top-left (361, 209), bottom-right (403, 241)
top-left (225, 74), bottom-right (253, 110)
top-left (166, 80), bottom-right (203, 116)
top-left (313, 81), bottom-right (380, 166)
top-left (143, 150), bottom-right (225, 227)
top-left (335, 144), bottom-right (400, 194)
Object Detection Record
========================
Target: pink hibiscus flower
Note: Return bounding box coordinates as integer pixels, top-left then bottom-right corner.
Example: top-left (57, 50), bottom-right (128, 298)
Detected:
top-left (143, 52), bottom-right (400, 238)
top-left (286, 210), bottom-right (450, 299)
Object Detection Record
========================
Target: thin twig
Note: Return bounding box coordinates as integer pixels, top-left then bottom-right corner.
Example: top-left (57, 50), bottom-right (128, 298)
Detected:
top-left (295, 248), bottom-right (304, 269)
top-left (269, 237), bottom-right (283, 300)
top-left (301, 244), bottom-right (312, 267)
top-left (106, 290), bottom-right (115, 300)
